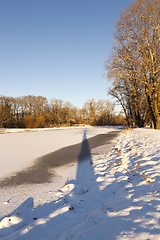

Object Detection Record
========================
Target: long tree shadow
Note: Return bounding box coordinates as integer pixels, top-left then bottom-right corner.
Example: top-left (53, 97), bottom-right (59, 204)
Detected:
top-left (1, 130), bottom-right (141, 240)
top-left (0, 130), bottom-right (121, 187)
top-left (0, 129), bottom-right (99, 239)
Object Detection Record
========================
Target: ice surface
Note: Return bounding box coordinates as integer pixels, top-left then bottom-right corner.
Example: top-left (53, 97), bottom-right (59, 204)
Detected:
top-left (0, 126), bottom-right (115, 179)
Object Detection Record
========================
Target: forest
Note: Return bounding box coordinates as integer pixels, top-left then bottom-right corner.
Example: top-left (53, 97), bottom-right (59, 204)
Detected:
top-left (0, 95), bottom-right (125, 129)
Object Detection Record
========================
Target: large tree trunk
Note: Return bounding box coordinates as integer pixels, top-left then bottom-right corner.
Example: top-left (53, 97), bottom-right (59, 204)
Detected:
top-left (145, 88), bottom-right (157, 129)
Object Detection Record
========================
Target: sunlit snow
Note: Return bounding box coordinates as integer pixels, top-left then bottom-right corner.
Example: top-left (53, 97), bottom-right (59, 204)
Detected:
top-left (0, 127), bottom-right (160, 239)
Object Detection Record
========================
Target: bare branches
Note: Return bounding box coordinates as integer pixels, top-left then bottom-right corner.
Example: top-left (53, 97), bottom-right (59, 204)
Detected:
top-left (104, 0), bottom-right (160, 128)
top-left (0, 96), bottom-right (124, 128)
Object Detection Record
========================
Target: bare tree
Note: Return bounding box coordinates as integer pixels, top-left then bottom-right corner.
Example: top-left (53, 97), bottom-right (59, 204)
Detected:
top-left (83, 99), bottom-right (98, 125)
top-left (0, 96), bottom-right (13, 129)
top-left (104, 0), bottom-right (160, 128)
top-left (50, 99), bottom-right (64, 127)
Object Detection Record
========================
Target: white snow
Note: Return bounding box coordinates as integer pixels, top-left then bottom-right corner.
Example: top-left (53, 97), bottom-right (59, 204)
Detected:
top-left (0, 126), bottom-right (115, 179)
top-left (0, 127), bottom-right (160, 239)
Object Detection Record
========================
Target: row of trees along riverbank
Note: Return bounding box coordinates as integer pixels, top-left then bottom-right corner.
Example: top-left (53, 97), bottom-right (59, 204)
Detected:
top-left (104, 0), bottom-right (160, 129)
top-left (0, 95), bottom-right (126, 129)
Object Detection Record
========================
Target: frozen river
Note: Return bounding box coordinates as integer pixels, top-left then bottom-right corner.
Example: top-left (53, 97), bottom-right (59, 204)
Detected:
top-left (0, 126), bottom-right (121, 183)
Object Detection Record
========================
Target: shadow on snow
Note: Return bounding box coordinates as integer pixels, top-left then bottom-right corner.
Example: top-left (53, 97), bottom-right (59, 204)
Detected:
top-left (3, 129), bottom-right (160, 239)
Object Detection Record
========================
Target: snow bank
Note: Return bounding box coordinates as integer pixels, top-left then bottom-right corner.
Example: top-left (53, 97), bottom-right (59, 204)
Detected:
top-left (1, 127), bottom-right (160, 239)
top-left (0, 126), bottom-right (90, 134)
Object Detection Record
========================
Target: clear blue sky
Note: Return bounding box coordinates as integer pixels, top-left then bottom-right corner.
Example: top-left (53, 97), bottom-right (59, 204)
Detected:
top-left (0, 0), bottom-right (133, 109)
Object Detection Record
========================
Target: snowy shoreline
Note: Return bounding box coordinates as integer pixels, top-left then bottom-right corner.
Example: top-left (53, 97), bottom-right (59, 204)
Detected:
top-left (1, 127), bottom-right (160, 239)
top-left (0, 126), bottom-right (89, 134)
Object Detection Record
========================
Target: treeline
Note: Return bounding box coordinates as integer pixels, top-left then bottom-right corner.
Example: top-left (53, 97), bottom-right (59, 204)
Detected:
top-left (104, 0), bottom-right (160, 129)
top-left (0, 95), bottom-right (125, 129)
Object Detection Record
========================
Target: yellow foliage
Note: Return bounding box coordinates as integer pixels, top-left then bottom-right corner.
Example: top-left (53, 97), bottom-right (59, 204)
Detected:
top-left (23, 115), bottom-right (35, 128)
top-left (23, 115), bottom-right (46, 128)
top-left (34, 116), bottom-right (45, 128)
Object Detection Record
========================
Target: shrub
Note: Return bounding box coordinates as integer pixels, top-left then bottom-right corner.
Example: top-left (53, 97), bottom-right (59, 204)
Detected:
top-left (23, 115), bottom-right (35, 128)
top-left (34, 116), bottom-right (46, 128)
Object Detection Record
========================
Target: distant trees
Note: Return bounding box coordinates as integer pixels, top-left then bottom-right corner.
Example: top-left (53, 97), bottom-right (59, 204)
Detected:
top-left (104, 0), bottom-right (160, 128)
top-left (82, 99), bottom-right (115, 126)
top-left (0, 95), bottom-right (125, 129)
top-left (0, 97), bottom-right (13, 129)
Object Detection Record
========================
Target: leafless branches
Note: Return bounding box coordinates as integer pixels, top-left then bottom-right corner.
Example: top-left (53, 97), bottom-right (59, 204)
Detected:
top-left (104, 0), bottom-right (160, 128)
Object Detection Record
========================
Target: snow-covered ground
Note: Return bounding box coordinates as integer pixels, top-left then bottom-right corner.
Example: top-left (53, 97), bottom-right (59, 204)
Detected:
top-left (1, 127), bottom-right (160, 239)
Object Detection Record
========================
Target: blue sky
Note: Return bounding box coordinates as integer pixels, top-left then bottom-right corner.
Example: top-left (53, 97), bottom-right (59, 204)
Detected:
top-left (0, 0), bottom-right (133, 109)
